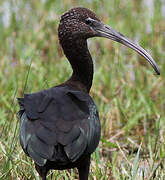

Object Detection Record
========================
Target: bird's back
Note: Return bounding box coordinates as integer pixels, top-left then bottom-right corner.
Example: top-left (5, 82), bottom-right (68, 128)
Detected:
top-left (17, 85), bottom-right (100, 169)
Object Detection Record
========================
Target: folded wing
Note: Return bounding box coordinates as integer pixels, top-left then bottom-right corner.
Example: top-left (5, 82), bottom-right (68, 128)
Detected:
top-left (17, 86), bottom-right (100, 166)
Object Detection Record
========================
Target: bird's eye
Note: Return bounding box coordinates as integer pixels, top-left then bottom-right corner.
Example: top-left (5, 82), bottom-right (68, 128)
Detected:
top-left (85, 18), bottom-right (92, 25)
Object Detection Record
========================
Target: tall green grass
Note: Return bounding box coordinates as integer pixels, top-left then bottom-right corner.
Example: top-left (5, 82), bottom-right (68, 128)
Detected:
top-left (0, 0), bottom-right (165, 179)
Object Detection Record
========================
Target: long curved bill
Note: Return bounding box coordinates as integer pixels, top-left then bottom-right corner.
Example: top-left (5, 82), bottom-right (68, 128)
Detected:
top-left (93, 21), bottom-right (160, 75)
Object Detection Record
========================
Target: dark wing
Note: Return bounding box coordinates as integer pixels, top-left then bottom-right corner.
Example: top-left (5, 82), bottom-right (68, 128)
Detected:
top-left (17, 87), bottom-right (100, 167)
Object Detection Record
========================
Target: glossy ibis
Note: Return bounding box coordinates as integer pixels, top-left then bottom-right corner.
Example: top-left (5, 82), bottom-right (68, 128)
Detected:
top-left (17, 7), bottom-right (160, 180)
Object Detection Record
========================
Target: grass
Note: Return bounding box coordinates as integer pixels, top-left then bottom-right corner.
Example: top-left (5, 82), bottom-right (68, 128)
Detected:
top-left (0, 0), bottom-right (165, 179)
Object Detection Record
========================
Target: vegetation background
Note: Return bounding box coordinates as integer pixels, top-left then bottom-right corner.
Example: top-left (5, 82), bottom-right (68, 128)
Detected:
top-left (0, 0), bottom-right (165, 179)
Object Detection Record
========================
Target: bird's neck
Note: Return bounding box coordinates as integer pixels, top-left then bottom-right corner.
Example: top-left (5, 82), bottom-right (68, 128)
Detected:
top-left (62, 39), bottom-right (93, 93)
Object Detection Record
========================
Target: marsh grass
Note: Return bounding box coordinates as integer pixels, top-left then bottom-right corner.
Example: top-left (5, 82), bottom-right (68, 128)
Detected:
top-left (0, 0), bottom-right (165, 179)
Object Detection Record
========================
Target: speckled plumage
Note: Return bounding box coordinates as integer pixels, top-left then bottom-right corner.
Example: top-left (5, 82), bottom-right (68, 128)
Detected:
top-left (59, 7), bottom-right (100, 42)
top-left (58, 7), bottom-right (101, 92)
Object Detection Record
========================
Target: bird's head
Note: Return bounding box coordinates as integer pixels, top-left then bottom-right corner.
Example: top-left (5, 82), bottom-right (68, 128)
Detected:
top-left (58, 7), bottom-right (160, 75)
top-left (58, 7), bottom-right (100, 41)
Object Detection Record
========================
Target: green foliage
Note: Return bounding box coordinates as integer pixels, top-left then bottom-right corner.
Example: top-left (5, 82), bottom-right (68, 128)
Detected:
top-left (0, 0), bottom-right (165, 179)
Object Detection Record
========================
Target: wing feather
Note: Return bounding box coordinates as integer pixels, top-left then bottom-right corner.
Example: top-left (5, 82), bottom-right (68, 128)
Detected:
top-left (64, 128), bottom-right (87, 161)
top-left (18, 86), bottom-right (100, 166)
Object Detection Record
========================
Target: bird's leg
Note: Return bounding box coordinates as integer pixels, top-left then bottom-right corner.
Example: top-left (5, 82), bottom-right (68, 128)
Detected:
top-left (41, 175), bottom-right (47, 180)
top-left (77, 155), bottom-right (91, 180)
top-left (35, 163), bottom-right (48, 180)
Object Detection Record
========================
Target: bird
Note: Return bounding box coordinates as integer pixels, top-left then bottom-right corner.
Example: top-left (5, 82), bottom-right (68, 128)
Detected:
top-left (17, 7), bottom-right (160, 180)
